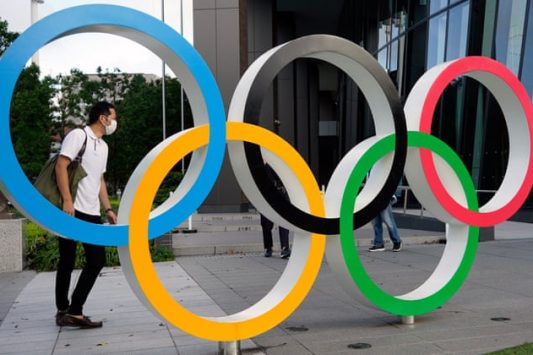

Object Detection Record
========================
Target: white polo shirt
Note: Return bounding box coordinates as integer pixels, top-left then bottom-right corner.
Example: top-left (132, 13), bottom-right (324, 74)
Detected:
top-left (59, 126), bottom-right (108, 216)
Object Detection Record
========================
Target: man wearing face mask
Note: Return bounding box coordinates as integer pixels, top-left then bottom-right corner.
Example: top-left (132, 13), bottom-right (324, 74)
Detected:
top-left (54, 101), bottom-right (118, 328)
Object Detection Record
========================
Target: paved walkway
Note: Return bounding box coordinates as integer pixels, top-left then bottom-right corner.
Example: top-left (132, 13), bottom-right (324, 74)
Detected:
top-left (176, 240), bottom-right (533, 354)
top-left (1, 220), bottom-right (533, 354)
top-left (0, 271), bottom-right (35, 327)
top-left (0, 262), bottom-right (260, 354)
top-left (2, 238), bottom-right (533, 354)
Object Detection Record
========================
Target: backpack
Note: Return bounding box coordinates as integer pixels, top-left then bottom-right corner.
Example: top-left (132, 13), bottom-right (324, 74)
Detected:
top-left (33, 129), bottom-right (88, 208)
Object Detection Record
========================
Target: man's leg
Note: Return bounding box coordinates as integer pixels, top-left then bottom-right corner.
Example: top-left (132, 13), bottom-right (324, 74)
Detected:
top-left (369, 213), bottom-right (385, 251)
top-left (372, 214), bottom-right (384, 246)
top-left (382, 204), bottom-right (402, 246)
top-left (68, 241), bottom-right (106, 315)
top-left (279, 226), bottom-right (291, 258)
top-left (260, 214), bottom-right (274, 257)
top-left (279, 227), bottom-right (289, 249)
top-left (55, 237), bottom-right (77, 312)
top-left (67, 211), bottom-right (105, 315)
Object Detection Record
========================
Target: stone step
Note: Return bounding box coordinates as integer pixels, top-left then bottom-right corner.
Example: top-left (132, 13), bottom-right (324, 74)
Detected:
top-left (183, 212), bottom-right (260, 222)
top-left (171, 230), bottom-right (444, 257)
top-left (174, 213), bottom-right (262, 232)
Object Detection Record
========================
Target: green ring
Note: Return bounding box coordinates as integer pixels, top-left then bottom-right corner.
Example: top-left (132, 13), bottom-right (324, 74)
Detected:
top-left (340, 131), bottom-right (479, 315)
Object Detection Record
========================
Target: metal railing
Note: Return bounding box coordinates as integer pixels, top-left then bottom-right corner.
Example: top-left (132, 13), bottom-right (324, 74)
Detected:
top-left (396, 186), bottom-right (497, 217)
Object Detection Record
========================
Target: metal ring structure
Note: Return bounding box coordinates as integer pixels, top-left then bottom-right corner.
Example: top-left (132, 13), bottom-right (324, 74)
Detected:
top-left (118, 122), bottom-right (325, 341)
top-left (404, 57), bottom-right (533, 226)
top-left (0, 5), bottom-right (226, 245)
top-left (326, 132), bottom-right (479, 315)
top-left (227, 35), bottom-right (407, 235)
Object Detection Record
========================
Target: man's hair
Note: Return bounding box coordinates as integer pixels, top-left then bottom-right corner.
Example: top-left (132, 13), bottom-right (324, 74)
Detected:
top-left (88, 101), bottom-right (115, 125)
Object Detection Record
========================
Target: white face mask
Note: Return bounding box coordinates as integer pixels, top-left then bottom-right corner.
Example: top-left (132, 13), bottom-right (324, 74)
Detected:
top-left (105, 119), bottom-right (117, 135)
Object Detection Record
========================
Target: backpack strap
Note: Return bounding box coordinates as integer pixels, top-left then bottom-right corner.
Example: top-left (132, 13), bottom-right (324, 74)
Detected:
top-left (74, 128), bottom-right (88, 163)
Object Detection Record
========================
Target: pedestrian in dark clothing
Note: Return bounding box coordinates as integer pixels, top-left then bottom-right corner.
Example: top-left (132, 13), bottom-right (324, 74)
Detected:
top-left (261, 164), bottom-right (291, 259)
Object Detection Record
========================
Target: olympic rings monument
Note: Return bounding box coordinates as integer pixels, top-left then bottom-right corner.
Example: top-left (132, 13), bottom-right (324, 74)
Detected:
top-left (1, 4), bottom-right (533, 346)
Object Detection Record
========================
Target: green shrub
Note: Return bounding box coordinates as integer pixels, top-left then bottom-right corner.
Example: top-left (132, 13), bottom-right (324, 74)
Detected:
top-left (25, 222), bottom-right (175, 272)
top-left (154, 171), bottom-right (183, 207)
top-left (150, 242), bottom-right (176, 261)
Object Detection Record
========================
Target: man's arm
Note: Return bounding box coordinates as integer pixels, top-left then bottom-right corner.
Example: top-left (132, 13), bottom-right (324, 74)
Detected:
top-left (55, 155), bottom-right (75, 216)
top-left (99, 175), bottom-right (117, 224)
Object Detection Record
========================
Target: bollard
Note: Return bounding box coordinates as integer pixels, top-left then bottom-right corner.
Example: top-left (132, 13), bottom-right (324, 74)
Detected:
top-left (218, 341), bottom-right (241, 355)
top-left (182, 212), bottom-right (197, 233)
top-left (401, 315), bottom-right (415, 325)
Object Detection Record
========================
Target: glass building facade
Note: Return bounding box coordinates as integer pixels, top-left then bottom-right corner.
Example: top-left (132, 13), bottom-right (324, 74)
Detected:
top-left (353, 0), bottom-right (533, 210)
top-left (244, 0), bottom-right (533, 214)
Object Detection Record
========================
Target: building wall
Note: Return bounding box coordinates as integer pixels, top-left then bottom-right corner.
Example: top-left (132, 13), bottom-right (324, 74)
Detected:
top-left (193, 0), bottom-right (244, 212)
top-left (193, 0), bottom-right (533, 213)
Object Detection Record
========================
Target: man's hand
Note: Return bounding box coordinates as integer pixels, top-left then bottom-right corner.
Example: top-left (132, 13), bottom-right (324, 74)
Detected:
top-left (62, 199), bottom-right (75, 216)
top-left (106, 210), bottom-right (117, 224)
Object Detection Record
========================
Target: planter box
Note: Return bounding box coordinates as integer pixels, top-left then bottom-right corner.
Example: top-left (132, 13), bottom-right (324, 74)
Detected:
top-left (0, 219), bottom-right (25, 272)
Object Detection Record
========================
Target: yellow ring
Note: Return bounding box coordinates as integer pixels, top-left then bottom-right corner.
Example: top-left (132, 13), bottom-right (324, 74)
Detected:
top-left (128, 122), bottom-right (325, 340)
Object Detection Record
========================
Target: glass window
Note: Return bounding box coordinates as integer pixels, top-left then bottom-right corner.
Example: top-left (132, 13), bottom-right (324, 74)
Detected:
top-left (446, 1), bottom-right (470, 61)
top-left (520, 0), bottom-right (533, 97)
top-left (427, 12), bottom-right (447, 68)
top-left (378, 21), bottom-right (389, 69)
top-left (378, 48), bottom-right (387, 69)
top-left (377, 15), bottom-right (404, 72)
top-left (390, 39), bottom-right (399, 71)
top-left (495, 0), bottom-right (527, 75)
top-left (430, 0), bottom-right (448, 14)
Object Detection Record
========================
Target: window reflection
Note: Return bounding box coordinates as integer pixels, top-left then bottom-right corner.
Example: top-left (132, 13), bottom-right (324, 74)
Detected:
top-left (430, 0), bottom-right (449, 14)
top-left (446, 2), bottom-right (469, 61)
top-left (521, 0), bottom-right (533, 97)
top-left (495, 0), bottom-right (527, 75)
top-left (377, 12), bottom-right (406, 74)
top-left (427, 12), bottom-right (447, 68)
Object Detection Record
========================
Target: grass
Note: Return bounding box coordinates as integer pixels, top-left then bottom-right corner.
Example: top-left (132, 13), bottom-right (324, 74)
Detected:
top-left (487, 343), bottom-right (533, 355)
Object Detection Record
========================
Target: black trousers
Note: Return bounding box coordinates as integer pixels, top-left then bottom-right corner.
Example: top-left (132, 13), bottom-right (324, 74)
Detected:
top-left (55, 210), bottom-right (106, 315)
top-left (260, 214), bottom-right (289, 250)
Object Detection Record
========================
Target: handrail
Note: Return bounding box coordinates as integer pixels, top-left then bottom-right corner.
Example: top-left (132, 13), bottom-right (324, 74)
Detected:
top-left (396, 186), bottom-right (497, 217)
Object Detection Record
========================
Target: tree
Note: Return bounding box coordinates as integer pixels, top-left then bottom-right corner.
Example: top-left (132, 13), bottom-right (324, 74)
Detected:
top-left (106, 74), bottom-right (191, 198)
top-left (1, 19), bottom-right (54, 183)
top-left (0, 17), bottom-right (18, 57)
top-left (52, 69), bottom-right (92, 140)
top-left (10, 64), bottom-right (55, 180)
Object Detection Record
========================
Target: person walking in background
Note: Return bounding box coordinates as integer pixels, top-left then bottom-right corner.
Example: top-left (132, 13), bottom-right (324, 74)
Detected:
top-left (368, 194), bottom-right (402, 252)
top-left (261, 163), bottom-right (291, 259)
top-left (54, 101), bottom-right (118, 328)
top-left (261, 214), bottom-right (291, 258)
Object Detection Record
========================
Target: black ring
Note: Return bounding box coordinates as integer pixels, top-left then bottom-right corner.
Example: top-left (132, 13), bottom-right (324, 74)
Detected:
top-left (243, 35), bottom-right (407, 234)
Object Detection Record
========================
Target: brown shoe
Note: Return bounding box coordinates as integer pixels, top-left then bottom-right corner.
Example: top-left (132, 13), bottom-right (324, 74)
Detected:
top-left (58, 314), bottom-right (103, 328)
top-left (55, 310), bottom-right (67, 326)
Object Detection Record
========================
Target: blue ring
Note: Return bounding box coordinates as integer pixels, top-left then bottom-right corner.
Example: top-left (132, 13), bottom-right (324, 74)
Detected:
top-left (0, 5), bottom-right (226, 246)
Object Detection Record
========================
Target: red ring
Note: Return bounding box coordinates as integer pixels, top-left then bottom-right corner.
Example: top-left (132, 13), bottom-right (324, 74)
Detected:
top-left (419, 56), bottom-right (533, 227)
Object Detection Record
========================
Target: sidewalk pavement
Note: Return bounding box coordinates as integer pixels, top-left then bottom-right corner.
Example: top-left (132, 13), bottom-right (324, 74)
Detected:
top-left (171, 220), bottom-right (446, 257)
top-left (0, 261), bottom-right (261, 354)
top-left (1, 224), bottom-right (533, 354)
top-left (0, 271), bottom-right (35, 327)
